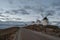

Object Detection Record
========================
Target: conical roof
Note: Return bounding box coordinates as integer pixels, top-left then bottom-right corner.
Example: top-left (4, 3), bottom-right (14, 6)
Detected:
top-left (43, 17), bottom-right (48, 20)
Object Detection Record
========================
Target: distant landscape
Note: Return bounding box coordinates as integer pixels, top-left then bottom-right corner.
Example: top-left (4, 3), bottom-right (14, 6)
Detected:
top-left (0, 21), bottom-right (60, 29)
top-left (0, 0), bottom-right (60, 40)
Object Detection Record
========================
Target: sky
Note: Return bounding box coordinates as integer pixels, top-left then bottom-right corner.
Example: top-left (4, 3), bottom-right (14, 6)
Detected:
top-left (0, 0), bottom-right (60, 22)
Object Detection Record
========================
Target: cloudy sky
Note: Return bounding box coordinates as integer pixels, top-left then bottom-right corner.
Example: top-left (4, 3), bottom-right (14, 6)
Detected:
top-left (0, 0), bottom-right (60, 22)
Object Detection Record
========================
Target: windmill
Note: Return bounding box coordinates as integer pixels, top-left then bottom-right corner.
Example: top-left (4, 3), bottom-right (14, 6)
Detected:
top-left (35, 16), bottom-right (41, 25)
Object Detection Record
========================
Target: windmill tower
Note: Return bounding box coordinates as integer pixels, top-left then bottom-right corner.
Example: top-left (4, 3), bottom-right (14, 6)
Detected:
top-left (40, 12), bottom-right (49, 26)
top-left (42, 17), bottom-right (49, 26)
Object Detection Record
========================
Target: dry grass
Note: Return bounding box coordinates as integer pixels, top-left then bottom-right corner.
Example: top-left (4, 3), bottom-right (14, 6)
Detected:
top-left (0, 27), bottom-right (19, 40)
top-left (24, 24), bottom-right (60, 37)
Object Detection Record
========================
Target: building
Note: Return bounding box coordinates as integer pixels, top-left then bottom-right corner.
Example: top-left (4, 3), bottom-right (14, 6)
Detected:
top-left (41, 17), bottom-right (49, 26)
top-left (32, 21), bottom-right (35, 25)
top-left (36, 19), bottom-right (41, 25)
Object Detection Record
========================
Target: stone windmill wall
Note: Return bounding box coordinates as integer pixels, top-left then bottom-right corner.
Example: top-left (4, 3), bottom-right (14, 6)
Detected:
top-left (41, 17), bottom-right (49, 26)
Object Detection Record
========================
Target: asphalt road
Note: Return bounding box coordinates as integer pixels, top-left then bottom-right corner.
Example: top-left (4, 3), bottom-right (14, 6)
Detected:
top-left (16, 28), bottom-right (60, 40)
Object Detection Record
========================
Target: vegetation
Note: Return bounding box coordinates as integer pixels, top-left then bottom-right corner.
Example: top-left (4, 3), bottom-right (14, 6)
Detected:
top-left (24, 24), bottom-right (60, 37)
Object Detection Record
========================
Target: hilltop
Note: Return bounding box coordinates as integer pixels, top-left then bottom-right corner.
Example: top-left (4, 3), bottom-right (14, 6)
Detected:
top-left (24, 24), bottom-right (60, 37)
top-left (0, 24), bottom-right (60, 40)
top-left (0, 27), bottom-right (19, 35)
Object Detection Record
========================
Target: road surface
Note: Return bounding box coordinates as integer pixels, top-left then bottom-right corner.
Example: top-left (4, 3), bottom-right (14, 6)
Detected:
top-left (16, 28), bottom-right (60, 40)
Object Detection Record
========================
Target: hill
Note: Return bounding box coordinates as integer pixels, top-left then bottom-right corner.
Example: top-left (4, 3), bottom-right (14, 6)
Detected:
top-left (0, 27), bottom-right (19, 40)
top-left (24, 24), bottom-right (60, 37)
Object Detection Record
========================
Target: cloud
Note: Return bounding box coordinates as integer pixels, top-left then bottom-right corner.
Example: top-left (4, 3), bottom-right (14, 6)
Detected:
top-left (0, 0), bottom-right (60, 22)
top-left (0, 13), bottom-right (2, 14)
top-left (52, 0), bottom-right (60, 7)
top-left (0, 15), bottom-right (5, 17)
top-left (11, 9), bottom-right (30, 15)
top-left (52, 6), bottom-right (60, 11)
top-left (8, 0), bottom-right (13, 4)
top-left (46, 10), bottom-right (55, 16)
top-left (24, 5), bottom-right (46, 14)
top-left (5, 11), bottom-right (10, 13)
top-left (20, 9), bottom-right (29, 15)
top-left (24, 6), bottom-right (32, 9)
top-left (38, 7), bottom-right (45, 12)
top-left (12, 10), bottom-right (18, 13)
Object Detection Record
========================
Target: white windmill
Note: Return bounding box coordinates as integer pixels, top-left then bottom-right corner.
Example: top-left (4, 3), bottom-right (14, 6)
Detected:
top-left (41, 17), bottom-right (49, 26)
top-left (36, 16), bottom-right (41, 25)
top-left (40, 12), bottom-right (49, 26)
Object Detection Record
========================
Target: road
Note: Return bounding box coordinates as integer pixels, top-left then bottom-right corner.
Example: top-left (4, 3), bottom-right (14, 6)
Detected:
top-left (16, 28), bottom-right (60, 40)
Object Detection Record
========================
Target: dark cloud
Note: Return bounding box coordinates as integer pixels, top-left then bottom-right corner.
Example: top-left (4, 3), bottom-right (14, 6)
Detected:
top-left (5, 9), bottom-right (30, 15)
top-left (24, 6), bottom-right (32, 9)
top-left (52, 0), bottom-right (60, 7)
top-left (0, 14), bottom-right (7, 17)
top-left (0, 15), bottom-right (5, 17)
top-left (0, 13), bottom-right (2, 14)
top-left (15, 18), bottom-right (21, 20)
top-left (5, 10), bottom-right (16, 15)
top-left (5, 11), bottom-right (10, 13)
top-left (55, 7), bottom-right (60, 11)
top-left (46, 10), bottom-right (55, 16)
top-left (16, 9), bottom-right (30, 15)
top-left (0, 18), bottom-right (5, 20)
top-left (20, 9), bottom-right (29, 15)
top-left (12, 10), bottom-right (18, 13)
top-left (24, 6), bottom-right (45, 12)
top-left (51, 0), bottom-right (60, 12)
top-left (38, 8), bottom-right (45, 12)
top-left (40, 10), bottom-right (55, 17)
top-left (21, 11), bottom-right (29, 15)
top-left (8, 0), bottom-right (13, 4)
